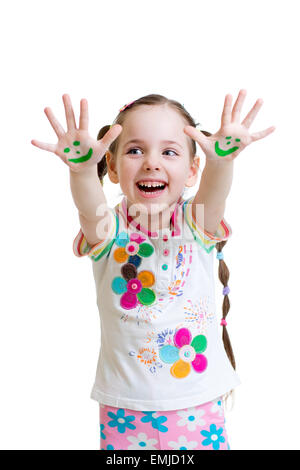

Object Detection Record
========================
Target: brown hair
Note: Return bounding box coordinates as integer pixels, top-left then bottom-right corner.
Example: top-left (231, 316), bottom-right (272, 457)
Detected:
top-left (96, 93), bottom-right (236, 371)
top-left (216, 240), bottom-right (236, 370)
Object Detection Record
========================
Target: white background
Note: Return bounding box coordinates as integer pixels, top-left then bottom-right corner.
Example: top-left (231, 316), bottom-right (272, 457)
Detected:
top-left (1, 0), bottom-right (299, 450)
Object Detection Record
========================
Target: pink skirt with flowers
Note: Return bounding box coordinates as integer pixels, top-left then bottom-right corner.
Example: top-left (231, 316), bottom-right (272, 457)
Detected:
top-left (100, 397), bottom-right (229, 450)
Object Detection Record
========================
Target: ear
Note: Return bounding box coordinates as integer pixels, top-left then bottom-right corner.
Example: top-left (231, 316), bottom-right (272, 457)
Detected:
top-left (185, 155), bottom-right (200, 188)
top-left (105, 151), bottom-right (119, 184)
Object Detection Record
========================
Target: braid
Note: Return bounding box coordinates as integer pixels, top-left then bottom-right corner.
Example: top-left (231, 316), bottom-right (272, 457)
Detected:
top-left (97, 125), bottom-right (111, 186)
top-left (216, 240), bottom-right (236, 370)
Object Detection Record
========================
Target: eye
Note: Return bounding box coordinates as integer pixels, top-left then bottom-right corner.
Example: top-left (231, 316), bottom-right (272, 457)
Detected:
top-left (164, 149), bottom-right (178, 157)
top-left (126, 148), bottom-right (178, 156)
top-left (127, 148), bottom-right (142, 155)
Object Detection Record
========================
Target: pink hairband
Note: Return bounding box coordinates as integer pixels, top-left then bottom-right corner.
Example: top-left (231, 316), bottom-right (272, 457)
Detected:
top-left (109, 101), bottom-right (135, 129)
top-left (119, 101), bottom-right (135, 112)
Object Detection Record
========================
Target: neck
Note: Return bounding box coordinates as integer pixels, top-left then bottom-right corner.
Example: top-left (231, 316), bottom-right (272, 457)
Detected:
top-left (126, 198), bottom-right (179, 233)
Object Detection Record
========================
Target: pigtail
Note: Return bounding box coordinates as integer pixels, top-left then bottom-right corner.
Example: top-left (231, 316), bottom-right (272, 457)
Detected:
top-left (216, 240), bottom-right (236, 370)
top-left (97, 125), bottom-right (111, 186)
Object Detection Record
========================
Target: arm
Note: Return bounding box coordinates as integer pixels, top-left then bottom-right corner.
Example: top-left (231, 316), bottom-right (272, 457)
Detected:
top-left (184, 89), bottom-right (275, 235)
top-left (193, 159), bottom-right (234, 235)
top-left (31, 94), bottom-right (123, 247)
top-left (69, 165), bottom-right (111, 246)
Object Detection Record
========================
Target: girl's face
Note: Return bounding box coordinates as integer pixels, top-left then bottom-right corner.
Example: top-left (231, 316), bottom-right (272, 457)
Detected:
top-left (106, 105), bottom-right (199, 213)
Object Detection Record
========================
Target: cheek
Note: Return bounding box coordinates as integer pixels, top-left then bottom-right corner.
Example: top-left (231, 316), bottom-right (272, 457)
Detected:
top-left (117, 159), bottom-right (137, 182)
top-left (171, 161), bottom-right (191, 178)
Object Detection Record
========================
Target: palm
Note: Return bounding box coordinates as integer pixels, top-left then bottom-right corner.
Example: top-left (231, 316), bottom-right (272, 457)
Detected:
top-left (32, 94), bottom-right (122, 172)
top-left (202, 123), bottom-right (252, 160)
top-left (55, 129), bottom-right (98, 169)
top-left (184, 90), bottom-right (275, 162)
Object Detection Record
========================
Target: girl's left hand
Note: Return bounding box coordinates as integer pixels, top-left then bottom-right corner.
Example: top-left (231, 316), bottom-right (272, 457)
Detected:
top-left (184, 89), bottom-right (275, 162)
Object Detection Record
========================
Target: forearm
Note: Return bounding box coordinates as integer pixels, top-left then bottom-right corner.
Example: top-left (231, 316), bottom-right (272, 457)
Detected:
top-left (69, 165), bottom-right (107, 221)
top-left (70, 165), bottom-right (106, 220)
top-left (70, 165), bottom-right (113, 245)
top-left (192, 159), bottom-right (234, 235)
top-left (197, 159), bottom-right (234, 211)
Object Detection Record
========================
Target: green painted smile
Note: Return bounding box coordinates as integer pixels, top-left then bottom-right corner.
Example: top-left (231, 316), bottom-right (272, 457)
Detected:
top-left (215, 136), bottom-right (240, 157)
top-left (63, 141), bottom-right (93, 164)
top-left (68, 148), bottom-right (93, 163)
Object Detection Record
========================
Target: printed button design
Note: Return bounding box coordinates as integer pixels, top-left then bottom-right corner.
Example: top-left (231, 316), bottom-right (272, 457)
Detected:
top-left (163, 249), bottom-right (169, 256)
top-left (138, 270), bottom-right (155, 287)
top-left (163, 235), bottom-right (168, 242)
top-left (162, 264), bottom-right (168, 271)
top-left (112, 231), bottom-right (156, 309)
top-left (125, 241), bottom-right (139, 256)
top-left (159, 327), bottom-right (208, 379)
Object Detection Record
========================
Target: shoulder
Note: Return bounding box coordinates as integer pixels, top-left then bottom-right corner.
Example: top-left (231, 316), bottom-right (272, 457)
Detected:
top-left (180, 195), bottom-right (232, 254)
top-left (73, 200), bottom-right (124, 261)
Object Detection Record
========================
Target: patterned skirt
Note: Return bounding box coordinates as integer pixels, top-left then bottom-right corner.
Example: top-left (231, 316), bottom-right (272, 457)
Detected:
top-left (100, 396), bottom-right (229, 450)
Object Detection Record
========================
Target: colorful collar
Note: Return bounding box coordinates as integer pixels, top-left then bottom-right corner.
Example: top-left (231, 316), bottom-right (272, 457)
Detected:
top-left (119, 196), bottom-right (182, 238)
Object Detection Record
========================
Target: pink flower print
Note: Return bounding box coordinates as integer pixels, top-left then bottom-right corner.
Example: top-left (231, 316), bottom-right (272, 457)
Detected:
top-left (113, 231), bottom-right (154, 268)
top-left (159, 327), bottom-right (207, 379)
top-left (111, 264), bottom-right (156, 310)
top-left (120, 278), bottom-right (143, 309)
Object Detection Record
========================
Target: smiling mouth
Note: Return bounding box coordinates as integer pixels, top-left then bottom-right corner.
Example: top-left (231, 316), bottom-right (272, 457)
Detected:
top-left (136, 182), bottom-right (167, 193)
top-left (215, 141), bottom-right (239, 157)
top-left (68, 148), bottom-right (93, 163)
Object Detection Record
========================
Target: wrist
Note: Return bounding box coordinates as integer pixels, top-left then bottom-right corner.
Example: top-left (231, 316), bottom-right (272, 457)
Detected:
top-left (204, 156), bottom-right (234, 168)
top-left (69, 164), bottom-right (98, 178)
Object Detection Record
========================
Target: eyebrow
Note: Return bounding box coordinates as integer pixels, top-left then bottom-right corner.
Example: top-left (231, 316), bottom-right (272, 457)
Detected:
top-left (124, 139), bottom-right (184, 149)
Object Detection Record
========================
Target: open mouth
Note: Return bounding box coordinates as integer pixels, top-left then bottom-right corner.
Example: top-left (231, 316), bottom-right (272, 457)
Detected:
top-left (136, 181), bottom-right (167, 195)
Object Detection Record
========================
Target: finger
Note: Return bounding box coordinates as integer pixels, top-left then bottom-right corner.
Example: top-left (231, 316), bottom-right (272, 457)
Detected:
top-left (44, 107), bottom-right (65, 138)
top-left (221, 94), bottom-right (233, 127)
top-left (251, 126), bottom-right (276, 142)
top-left (62, 94), bottom-right (77, 131)
top-left (183, 125), bottom-right (208, 148)
top-left (96, 124), bottom-right (123, 154)
top-left (79, 98), bottom-right (88, 130)
top-left (242, 98), bottom-right (263, 128)
top-left (231, 89), bottom-right (247, 123)
top-left (31, 139), bottom-right (56, 153)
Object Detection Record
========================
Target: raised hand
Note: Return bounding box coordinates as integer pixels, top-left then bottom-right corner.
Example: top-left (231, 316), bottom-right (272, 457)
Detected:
top-left (31, 94), bottom-right (122, 172)
top-left (184, 89), bottom-right (275, 162)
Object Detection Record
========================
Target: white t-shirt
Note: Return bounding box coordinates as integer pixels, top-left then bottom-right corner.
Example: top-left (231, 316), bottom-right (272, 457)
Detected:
top-left (73, 195), bottom-right (241, 411)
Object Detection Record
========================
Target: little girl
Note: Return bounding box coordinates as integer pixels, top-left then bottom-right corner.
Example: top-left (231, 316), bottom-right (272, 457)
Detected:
top-left (32, 91), bottom-right (274, 450)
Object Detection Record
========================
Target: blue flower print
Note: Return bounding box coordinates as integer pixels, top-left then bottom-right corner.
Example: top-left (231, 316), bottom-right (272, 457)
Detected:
top-left (200, 424), bottom-right (225, 450)
top-left (107, 408), bottom-right (136, 434)
top-left (156, 329), bottom-right (174, 348)
top-left (141, 412), bottom-right (168, 432)
top-left (100, 423), bottom-right (106, 440)
top-left (101, 444), bottom-right (115, 450)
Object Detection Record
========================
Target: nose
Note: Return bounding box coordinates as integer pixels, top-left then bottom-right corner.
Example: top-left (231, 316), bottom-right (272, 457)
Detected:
top-left (142, 152), bottom-right (161, 171)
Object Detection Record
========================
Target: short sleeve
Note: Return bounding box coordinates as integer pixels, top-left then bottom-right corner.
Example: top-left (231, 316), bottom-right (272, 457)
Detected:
top-left (73, 208), bottom-right (119, 261)
top-left (183, 197), bottom-right (232, 254)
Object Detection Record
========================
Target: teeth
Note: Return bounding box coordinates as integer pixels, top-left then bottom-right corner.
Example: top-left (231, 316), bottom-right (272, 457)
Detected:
top-left (138, 181), bottom-right (166, 188)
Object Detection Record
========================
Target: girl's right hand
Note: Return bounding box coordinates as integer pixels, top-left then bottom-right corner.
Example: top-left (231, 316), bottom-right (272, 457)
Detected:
top-left (31, 94), bottom-right (122, 172)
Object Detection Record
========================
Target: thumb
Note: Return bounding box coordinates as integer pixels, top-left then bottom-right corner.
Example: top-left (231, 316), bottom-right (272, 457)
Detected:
top-left (184, 125), bottom-right (208, 150)
top-left (98, 124), bottom-right (123, 152)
